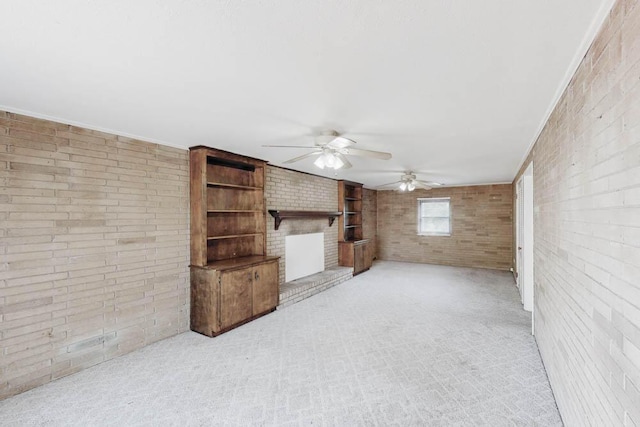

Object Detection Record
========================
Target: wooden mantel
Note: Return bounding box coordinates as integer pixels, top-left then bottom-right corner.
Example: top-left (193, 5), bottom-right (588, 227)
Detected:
top-left (268, 210), bottom-right (343, 230)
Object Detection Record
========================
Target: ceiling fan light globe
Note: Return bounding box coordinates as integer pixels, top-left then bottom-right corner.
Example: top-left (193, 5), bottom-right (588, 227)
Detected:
top-left (313, 156), bottom-right (326, 169)
top-left (333, 156), bottom-right (345, 169)
top-left (399, 182), bottom-right (407, 191)
top-left (407, 183), bottom-right (416, 191)
top-left (323, 152), bottom-right (336, 168)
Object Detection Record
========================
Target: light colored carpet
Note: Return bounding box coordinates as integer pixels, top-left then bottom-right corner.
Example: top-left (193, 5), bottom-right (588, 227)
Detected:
top-left (0, 261), bottom-right (562, 426)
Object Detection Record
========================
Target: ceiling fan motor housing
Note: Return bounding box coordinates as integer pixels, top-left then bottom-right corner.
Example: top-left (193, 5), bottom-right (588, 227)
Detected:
top-left (315, 130), bottom-right (340, 146)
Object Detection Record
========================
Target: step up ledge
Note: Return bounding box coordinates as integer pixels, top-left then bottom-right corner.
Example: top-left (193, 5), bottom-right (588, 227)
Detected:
top-left (278, 266), bottom-right (353, 308)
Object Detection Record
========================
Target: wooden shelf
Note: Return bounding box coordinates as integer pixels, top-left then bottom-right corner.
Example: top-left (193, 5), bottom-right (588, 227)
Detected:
top-left (268, 210), bottom-right (343, 230)
top-left (207, 182), bottom-right (262, 190)
top-left (207, 233), bottom-right (263, 241)
top-left (207, 210), bottom-right (263, 213)
top-left (206, 155), bottom-right (256, 171)
top-left (338, 180), bottom-right (364, 243)
top-left (191, 146), bottom-right (268, 265)
top-left (197, 255), bottom-right (280, 271)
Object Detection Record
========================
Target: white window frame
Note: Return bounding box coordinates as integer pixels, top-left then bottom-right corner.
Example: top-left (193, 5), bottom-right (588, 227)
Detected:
top-left (417, 197), bottom-right (451, 236)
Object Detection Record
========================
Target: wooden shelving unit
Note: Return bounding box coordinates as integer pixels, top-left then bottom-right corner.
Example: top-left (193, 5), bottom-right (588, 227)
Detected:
top-left (190, 146), bottom-right (279, 337)
top-left (337, 180), bottom-right (372, 275)
top-left (338, 181), bottom-right (363, 242)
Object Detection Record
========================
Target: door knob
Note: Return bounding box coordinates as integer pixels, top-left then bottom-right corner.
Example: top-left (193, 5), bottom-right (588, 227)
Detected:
top-left (518, 247), bottom-right (522, 250)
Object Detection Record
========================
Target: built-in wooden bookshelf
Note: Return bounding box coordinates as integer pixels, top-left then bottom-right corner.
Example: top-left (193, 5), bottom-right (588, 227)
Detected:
top-left (337, 180), bottom-right (372, 275)
top-left (338, 181), bottom-right (363, 242)
top-left (189, 146), bottom-right (279, 337)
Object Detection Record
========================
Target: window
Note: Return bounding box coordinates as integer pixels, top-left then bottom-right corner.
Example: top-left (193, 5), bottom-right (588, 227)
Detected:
top-left (418, 197), bottom-right (451, 236)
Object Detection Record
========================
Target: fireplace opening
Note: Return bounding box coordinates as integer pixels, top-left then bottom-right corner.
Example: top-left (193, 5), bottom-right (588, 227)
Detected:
top-left (285, 232), bottom-right (324, 282)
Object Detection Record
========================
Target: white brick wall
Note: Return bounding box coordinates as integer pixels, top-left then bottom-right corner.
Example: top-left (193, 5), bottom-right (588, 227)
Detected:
top-left (0, 113), bottom-right (190, 399)
top-left (377, 184), bottom-right (513, 270)
top-left (514, 1), bottom-right (640, 424)
top-left (362, 188), bottom-right (377, 259)
top-left (264, 166), bottom-right (339, 286)
top-left (0, 126), bottom-right (355, 398)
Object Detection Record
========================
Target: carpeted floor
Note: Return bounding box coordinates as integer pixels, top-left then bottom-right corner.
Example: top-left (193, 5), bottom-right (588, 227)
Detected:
top-left (0, 261), bottom-right (562, 426)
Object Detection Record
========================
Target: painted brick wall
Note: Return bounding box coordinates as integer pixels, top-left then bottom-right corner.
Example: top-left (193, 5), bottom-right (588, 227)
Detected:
top-left (0, 112), bottom-right (190, 399)
top-left (265, 166), bottom-right (339, 286)
top-left (513, 1), bottom-right (640, 425)
top-left (362, 188), bottom-right (377, 259)
top-left (377, 184), bottom-right (512, 270)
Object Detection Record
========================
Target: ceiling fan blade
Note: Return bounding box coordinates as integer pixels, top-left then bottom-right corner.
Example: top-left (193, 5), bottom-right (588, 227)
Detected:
top-left (282, 151), bottom-right (322, 164)
top-left (262, 145), bottom-right (317, 148)
top-left (376, 180), bottom-right (402, 188)
top-left (334, 153), bottom-right (352, 169)
top-left (343, 147), bottom-right (392, 160)
top-left (413, 181), bottom-right (433, 190)
top-left (327, 136), bottom-right (356, 149)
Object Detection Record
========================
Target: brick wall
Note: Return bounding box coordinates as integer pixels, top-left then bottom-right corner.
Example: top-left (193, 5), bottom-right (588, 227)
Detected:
top-left (362, 188), bottom-right (377, 259)
top-left (0, 112), bottom-right (190, 399)
top-left (377, 184), bottom-right (512, 270)
top-left (264, 166), bottom-right (339, 286)
top-left (513, 1), bottom-right (640, 425)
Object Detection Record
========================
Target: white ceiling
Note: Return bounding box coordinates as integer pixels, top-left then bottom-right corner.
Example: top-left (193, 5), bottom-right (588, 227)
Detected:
top-left (1, 0), bottom-right (614, 188)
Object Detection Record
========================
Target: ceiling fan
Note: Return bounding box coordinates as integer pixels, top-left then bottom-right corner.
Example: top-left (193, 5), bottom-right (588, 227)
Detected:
top-left (377, 172), bottom-right (442, 192)
top-left (262, 130), bottom-right (392, 170)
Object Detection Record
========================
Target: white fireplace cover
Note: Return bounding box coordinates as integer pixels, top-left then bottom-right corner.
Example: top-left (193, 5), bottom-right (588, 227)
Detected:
top-left (285, 232), bottom-right (324, 282)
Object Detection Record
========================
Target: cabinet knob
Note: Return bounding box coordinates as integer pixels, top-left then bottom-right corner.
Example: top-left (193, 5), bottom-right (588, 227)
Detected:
top-left (254, 271), bottom-right (260, 280)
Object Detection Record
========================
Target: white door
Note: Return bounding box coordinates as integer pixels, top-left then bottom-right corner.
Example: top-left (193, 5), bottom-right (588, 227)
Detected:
top-left (516, 164), bottom-right (534, 333)
top-left (516, 178), bottom-right (524, 301)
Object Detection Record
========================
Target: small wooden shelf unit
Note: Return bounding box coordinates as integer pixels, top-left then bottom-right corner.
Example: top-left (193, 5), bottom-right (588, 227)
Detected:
top-left (337, 180), bottom-right (373, 275)
top-left (190, 146), bottom-right (279, 337)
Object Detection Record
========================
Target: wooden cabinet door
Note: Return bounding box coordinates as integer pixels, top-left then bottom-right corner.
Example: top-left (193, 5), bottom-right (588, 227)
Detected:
top-left (364, 241), bottom-right (374, 270)
top-left (353, 243), bottom-right (365, 274)
top-left (220, 268), bottom-right (253, 329)
top-left (338, 242), bottom-right (354, 267)
top-left (252, 261), bottom-right (278, 315)
top-left (190, 267), bottom-right (220, 336)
